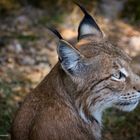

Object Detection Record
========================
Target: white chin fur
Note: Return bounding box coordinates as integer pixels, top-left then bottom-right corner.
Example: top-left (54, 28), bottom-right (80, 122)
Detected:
top-left (115, 102), bottom-right (139, 112)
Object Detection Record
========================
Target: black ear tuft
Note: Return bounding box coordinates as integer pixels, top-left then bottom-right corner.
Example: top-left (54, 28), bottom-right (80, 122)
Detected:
top-left (75, 3), bottom-right (103, 40)
top-left (48, 27), bottom-right (63, 39)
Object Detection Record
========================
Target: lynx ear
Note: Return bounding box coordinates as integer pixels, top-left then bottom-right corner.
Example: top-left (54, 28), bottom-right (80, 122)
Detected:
top-left (48, 27), bottom-right (86, 77)
top-left (76, 3), bottom-right (103, 40)
top-left (57, 40), bottom-right (85, 76)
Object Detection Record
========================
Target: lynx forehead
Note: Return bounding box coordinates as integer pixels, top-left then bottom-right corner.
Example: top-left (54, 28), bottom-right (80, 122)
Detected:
top-left (12, 3), bottom-right (140, 140)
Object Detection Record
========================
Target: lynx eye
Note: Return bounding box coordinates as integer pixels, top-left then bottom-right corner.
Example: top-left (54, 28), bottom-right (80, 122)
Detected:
top-left (111, 71), bottom-right (126, 81)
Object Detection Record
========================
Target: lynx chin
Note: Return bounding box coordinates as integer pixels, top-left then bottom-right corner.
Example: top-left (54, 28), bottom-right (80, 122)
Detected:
top-left (11, 3), bottom-right (140, 140)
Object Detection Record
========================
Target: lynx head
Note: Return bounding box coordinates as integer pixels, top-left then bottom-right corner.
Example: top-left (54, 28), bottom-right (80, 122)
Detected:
top-left (49, 4), bottom-right (140, 125)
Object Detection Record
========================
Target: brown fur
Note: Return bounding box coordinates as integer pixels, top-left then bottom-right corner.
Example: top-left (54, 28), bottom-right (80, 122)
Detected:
top-left (11, 6), bottom-right (140, 140)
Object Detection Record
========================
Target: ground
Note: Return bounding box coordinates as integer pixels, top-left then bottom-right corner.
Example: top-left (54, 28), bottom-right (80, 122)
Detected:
top-left (0, 5), bottom-right (140, 140)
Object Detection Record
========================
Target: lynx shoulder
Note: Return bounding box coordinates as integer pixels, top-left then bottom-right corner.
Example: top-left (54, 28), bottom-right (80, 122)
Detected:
top-left (11, 4), bottom-right (140, 140)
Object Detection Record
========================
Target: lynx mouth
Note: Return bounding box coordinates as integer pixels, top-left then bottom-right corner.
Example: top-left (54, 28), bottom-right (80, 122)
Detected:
top-left (115, 101), bottom-right (138, 106)
top-left (114, 100), bottom-right (139, 111)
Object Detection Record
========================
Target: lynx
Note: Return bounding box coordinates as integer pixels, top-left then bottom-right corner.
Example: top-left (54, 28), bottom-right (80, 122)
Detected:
top-left (11, 4), bottom-right (140, 140)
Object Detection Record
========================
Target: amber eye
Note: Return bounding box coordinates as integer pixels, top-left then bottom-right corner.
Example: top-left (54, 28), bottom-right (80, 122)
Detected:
top-left (111, 71), bottom-right (126, 81)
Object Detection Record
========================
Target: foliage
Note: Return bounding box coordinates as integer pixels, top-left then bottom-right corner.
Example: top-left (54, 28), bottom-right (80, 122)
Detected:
top-left (122, 0), bottom-right (140, 24)
top-left (0, 0), bottom-right (20, 15)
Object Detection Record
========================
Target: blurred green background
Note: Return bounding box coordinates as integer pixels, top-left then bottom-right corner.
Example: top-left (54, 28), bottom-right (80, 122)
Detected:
top-left (0, 0), bottom-right (140, 140)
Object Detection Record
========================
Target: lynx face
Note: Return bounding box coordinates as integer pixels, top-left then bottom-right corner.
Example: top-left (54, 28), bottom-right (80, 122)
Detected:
top-left (73, 38), bottom-right (140, 124)
top-left (51, 5), bottom-right (140, 125)
top-left (50, 4), bottom-right (140, 125)
top-left (111, 62), bottom-right (140, 111)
